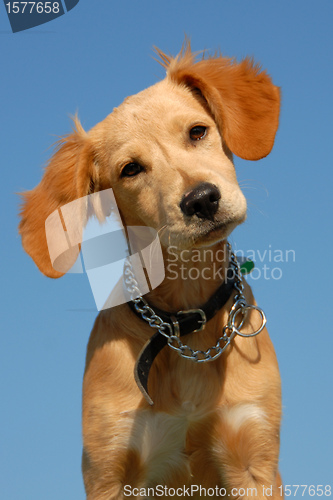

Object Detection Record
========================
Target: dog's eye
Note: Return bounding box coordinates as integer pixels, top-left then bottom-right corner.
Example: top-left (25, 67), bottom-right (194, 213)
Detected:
top-left (121, 162), bottom-right (144, 177)
top-left (189, 126), bottom-right (207, 141)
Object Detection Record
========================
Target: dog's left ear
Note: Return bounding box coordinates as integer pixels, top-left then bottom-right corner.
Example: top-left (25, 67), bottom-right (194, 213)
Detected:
top-left (159, 46), bottom-right (280, 160)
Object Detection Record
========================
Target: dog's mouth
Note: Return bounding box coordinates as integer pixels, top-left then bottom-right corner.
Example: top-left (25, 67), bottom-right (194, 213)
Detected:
top-left (191, 218), bottom-right (241, 246)
top-left (162, 215), bottom-right (245, 251)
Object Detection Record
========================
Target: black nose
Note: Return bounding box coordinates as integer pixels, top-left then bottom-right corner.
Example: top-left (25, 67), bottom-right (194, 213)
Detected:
top-left (180, 182), bottom-right (221, 220)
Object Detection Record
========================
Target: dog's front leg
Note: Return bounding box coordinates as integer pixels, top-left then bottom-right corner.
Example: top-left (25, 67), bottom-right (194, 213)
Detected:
top-left (185, 402), bottom-right (282, 500)
top-left (212, 410), bottom-right (282, 499)
top-left (82, 445), bottom-right (149, 500)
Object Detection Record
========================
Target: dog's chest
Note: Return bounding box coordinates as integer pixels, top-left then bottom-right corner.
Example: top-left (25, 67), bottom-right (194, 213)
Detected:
top-left (121, 359), bottom-right (226, 483)
top-left (147, 339), bottom-right (226, 408)
top-left (120, 403), bottom-right (203, 485)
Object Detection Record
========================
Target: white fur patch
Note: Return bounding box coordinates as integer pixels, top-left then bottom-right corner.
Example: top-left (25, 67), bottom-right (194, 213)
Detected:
top-left (223, 403), bottom-right (267, 433)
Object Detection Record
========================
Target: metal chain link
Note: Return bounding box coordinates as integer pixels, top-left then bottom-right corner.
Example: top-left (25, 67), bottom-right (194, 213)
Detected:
top-left (124, 242), bottom-right (266, 363)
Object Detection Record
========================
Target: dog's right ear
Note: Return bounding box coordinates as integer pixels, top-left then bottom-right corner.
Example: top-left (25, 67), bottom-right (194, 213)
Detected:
top-left (19, 118), bottom-right (97, 278)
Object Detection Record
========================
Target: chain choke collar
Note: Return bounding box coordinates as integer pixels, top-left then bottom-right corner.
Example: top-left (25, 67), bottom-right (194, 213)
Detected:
top-left (124, 242), bottom-right (266, 405)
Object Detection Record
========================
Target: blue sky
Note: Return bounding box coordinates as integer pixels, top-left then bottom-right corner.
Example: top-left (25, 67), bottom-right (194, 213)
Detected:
top-left (1, 1), bottom-right (332, 498)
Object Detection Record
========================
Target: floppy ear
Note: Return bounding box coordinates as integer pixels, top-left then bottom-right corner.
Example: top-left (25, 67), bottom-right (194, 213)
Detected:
top-left (157, 43), bottom-right (280, 160)
top-left (19, 118), bottom-right (96, 278)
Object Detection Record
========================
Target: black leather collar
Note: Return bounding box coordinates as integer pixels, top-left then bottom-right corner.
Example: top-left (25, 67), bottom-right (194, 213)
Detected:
top-left (129, 265), bottom-right (236, 404)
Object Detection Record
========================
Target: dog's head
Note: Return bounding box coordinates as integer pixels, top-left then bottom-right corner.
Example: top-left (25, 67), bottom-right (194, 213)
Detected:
top-left (19, 43), bottom-right (280, 278)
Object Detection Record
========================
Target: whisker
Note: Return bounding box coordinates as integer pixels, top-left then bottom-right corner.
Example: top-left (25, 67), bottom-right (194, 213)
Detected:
top-left (239, 179), bottom-right (269, 197)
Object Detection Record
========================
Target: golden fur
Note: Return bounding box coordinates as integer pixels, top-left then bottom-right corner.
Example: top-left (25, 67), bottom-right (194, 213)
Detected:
top-left (19, 42), bottom-right (283, 499)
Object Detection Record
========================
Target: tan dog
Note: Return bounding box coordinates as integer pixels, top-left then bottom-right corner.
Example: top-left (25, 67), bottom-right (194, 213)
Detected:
top-left (19, 43), bottom-right (282, 499)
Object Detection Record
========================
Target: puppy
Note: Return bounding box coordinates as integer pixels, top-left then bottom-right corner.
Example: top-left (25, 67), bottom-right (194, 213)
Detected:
top-left (19, 43), bottom-right (283, 499)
